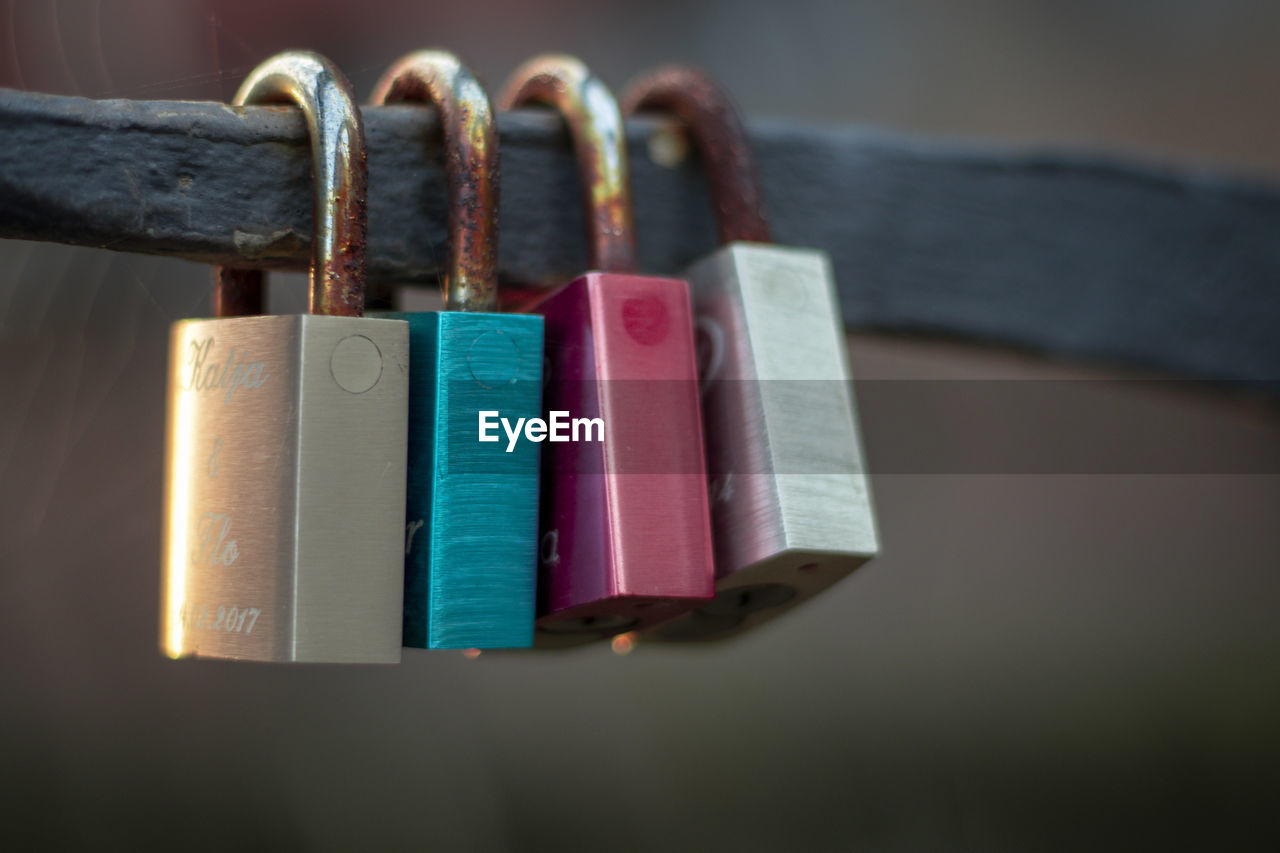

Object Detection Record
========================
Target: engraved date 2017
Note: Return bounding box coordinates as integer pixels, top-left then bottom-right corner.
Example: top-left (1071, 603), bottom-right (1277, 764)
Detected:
top-left (179, 602), bottom-right (262, 634)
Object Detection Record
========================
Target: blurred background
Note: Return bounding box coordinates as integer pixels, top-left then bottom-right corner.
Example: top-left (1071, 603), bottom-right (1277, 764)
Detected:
top-left (1, 1), bottom-right (1278, 849)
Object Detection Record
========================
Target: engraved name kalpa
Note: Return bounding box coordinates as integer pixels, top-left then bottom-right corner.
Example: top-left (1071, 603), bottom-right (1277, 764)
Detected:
top-left (184, 338), bottom-right (269, 403)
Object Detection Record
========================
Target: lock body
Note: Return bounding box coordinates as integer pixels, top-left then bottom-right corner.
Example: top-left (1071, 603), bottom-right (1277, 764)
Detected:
top-left (645, 243), bottom-right (879, 642)
top-left (161, 314), bottom-right (409, 663)
top-left (383, 310), bottom-right (543, 649)
top-left (534, 272), bottom-right (715, 645)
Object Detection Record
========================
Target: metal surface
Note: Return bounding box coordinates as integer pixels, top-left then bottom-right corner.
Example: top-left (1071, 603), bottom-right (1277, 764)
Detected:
top-left (214, 51), bottom-right (368, 318)
top-left (622, 68), bottom-right (878, 641)
top-left (161, 51), bottom-right (408, 663)
top-left (2, 89), bottom-right (1278, 384)
top-left (499, 55), bottom-right (637, 274)
top-left (161, 314), bottom-right (409, 662)
top-left (644, 245), bottom-right (878, 641)
top-left (385, 310), bottom-right (542, 649)
top-left (214, 268), bottom-right (266, 319)
top-left (495, 56), bottom-right (713, 644)
top-left (371, 51), bottom-right (498, 312)
top-left (622, 65), bottom-right (770, 245)
top-left (370, 50), bottom-right (540, 649)
top-left (534, 273), bottom-right (714, 644)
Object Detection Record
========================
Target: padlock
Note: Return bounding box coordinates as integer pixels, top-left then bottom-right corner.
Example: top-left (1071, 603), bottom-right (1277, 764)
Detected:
top-left (499, 56), bottom-right (715, 646)
top-left (622, 66), bottom-right (879, 641)
top-left (160, 51), bottom-right (409, 663)
top-left (369, 51), bottom-right (541, 649)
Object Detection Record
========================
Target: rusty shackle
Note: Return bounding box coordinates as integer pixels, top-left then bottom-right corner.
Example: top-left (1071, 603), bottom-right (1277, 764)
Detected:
top-left (215, 50), bottom-right (369, 318)
top-left (622, 65), bottom-right (770, 246)
top-left (500, 54), bottom-right (637, 274)
top-left (371, 50), bottom-right (499, 312)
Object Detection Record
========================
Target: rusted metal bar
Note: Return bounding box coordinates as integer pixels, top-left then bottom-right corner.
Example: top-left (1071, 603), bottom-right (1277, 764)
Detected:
top-left (1, 86), bottom-right (1278, 383)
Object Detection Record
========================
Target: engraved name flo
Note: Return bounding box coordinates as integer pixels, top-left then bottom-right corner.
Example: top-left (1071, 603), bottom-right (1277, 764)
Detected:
top-left (184, 338), bottom-right (269, 403)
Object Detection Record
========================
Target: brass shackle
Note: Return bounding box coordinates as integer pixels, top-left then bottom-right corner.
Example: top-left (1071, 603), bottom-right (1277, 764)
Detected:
top-left (371, 50), bottom-right (499, 312)
top-left (215, 50), bottom-right (369, 318)
top-left (500, 54), bottom-right (637, 274)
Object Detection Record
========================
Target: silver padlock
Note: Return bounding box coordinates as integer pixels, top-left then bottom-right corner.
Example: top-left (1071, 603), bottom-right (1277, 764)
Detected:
top-left (160, 51), bottom-right (409, 663)
top-left (624, 67), bottom-right (879, 641)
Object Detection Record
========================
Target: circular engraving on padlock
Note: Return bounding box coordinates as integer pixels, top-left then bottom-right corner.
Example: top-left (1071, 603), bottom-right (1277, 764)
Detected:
top-left (330, 335), bottom-right (383, 394)
top-left (622, 294), bottom-right (669, 346)
top-left (763, 260), bottom-right (812, 307)
top-left (467, 330), bottom-right (520, 389)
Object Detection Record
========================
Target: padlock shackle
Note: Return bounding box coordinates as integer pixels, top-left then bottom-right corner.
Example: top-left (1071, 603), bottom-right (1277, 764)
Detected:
top-left (371, 51), bottom-right (499, 313)
top-left (499, 55), bottom-right (638, 275)
top-left (622, 66), bottom-right (771, 246)
top-left (214, 50), bottom-right (368, 318)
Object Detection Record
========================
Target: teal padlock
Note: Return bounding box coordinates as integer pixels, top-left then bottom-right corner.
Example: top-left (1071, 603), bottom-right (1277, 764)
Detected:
top-left (371, 51), bottom-right (542, 649)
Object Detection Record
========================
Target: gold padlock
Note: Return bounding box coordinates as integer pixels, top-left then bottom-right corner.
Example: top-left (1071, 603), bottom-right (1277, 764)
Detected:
top-left (160, 51), bottom-right (410, 663)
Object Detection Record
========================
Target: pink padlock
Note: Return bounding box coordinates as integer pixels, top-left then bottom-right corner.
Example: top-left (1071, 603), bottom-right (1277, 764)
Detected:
top-left (500, 55), bottom-right (715, 646)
